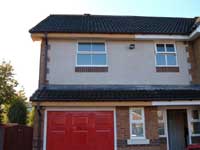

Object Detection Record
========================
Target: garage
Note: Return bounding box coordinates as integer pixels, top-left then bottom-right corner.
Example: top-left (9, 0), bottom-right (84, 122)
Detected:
top-left (46, 111), bottom-right (115, 150)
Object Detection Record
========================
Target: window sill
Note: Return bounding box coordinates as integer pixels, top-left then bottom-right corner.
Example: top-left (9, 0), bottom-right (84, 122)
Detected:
top-left (156, 67), bottom-right (179, 72)
top-left (127, 139), bottom-right (150, 145)
top-left (75, 67), bottom-right (108, 72)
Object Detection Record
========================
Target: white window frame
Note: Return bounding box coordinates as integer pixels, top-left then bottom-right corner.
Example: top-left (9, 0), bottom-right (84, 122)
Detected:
top-left (129, 107), bottom-right (146, 139)
top-left (188, 108), bottom-right (200, 139)
top-left (154, 43), bottom-right (178, 67)
top-left (76, 41), bottom-right (108, 67)
top-left (157, 109), bottom-right (167, 137)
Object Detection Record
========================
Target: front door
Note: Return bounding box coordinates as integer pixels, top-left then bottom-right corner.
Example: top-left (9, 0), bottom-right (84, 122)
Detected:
top-left (167, 110), bottom-right (187, 150)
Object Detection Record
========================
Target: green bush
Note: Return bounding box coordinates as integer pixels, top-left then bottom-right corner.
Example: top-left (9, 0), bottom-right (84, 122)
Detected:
top-left (7, 100), bottom-right (27, 125)
top-left (27, 108), bottom-right (35, 127)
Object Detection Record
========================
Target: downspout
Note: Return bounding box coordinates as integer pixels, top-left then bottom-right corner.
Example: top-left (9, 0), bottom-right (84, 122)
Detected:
top-left (36, 103), bottom-right (42, 150)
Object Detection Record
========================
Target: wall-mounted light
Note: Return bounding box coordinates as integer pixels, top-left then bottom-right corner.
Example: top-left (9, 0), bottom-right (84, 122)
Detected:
top-left (129, 44), bottom-right (135, 50)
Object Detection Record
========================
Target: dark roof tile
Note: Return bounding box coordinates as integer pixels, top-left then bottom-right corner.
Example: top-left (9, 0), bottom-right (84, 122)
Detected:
top-left (30, 85), bottom-right (200, 101)
top-left (29, 14), bottom-right (196, 35)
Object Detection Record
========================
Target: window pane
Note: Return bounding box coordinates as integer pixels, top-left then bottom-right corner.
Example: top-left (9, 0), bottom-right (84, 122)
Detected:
top-left (132, 109), bottom-right (142, 121)
top-left (156, 44), bottom-right (165, 52)
top-left (156, 54), bottom-right (166, 65)
top-left (92, 54), bottom-right (106, 65)
top-left (166, 54), bottom-right (177, 65)
top-left (192, 110), bottom-right (200, 120)
top-left (192, 122), bottom-right (200, 134)
top-left (77, 54), bottom-right (91, 65)
top-left (158, 122), bottom-right (165, 136)
top-left (92, 43), bottom-right (105, 52)
top-left (166, 44), bottom-right (175, 52)
top-left (157, 111), bottom-right (164, 121)
top-left (78, 43), bottom-right (91, 51)
top-left (132, 123), bottom-right (144, 137)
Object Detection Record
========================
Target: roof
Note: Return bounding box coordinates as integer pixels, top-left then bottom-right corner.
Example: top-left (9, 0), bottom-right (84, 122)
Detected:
top-left (30, 85), bottom-right (200, 101)
top-left (29, 14), bottom-right (197, 35)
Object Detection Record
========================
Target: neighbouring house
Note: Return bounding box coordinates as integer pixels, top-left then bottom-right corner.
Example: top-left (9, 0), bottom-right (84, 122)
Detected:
top-left (29, 14), bottom-right (200, 150)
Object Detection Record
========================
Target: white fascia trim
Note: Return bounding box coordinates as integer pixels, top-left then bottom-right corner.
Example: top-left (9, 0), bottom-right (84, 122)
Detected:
top-left (135, 26), bottom-right (200, 41)
top-left (189, 25), bottom-right (200, 41)
top-left (135, 34), bottom-right (189, 41)
top-left (152, 101), bottom-right (200, 106)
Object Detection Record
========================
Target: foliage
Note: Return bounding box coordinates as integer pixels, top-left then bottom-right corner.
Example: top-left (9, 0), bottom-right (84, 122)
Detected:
top-left (7, 99), bottom-right (27, 125)
top-left (0, 61), bottom-right (18, 104)
top-left (27, 108), bottom-right (35, 127)
top-left (0, 61), bottom-right (18, 123)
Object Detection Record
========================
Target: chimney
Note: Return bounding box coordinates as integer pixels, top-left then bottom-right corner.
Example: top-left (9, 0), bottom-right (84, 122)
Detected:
top-left (195, 17), bottom-right (200, 26)
top-left (84, 13), bottom-right (91, 16)
top-left (192, 17), bottom-right (200, 29)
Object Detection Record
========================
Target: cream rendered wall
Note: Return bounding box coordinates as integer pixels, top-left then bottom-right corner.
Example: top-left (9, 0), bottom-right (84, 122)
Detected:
top-left (47, 39), bottom-right (191, 85)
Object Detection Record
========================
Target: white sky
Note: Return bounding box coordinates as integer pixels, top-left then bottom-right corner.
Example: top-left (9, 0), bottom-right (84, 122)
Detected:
top-left (0, 0), bottom-right (199, 98)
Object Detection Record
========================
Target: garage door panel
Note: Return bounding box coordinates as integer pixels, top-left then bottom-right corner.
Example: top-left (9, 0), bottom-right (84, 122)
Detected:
top-left (47, 112), bottom-right (68, 150)
top-left (95, 112), bottom-right (113, 128)
top-left (48, 112), bottom-right (66, 130)
top-left (46, 111), bottom-right (114, 150)
top-left (70, 112), bottom-right (90, 150)
top-left (95, 129), bottom-right (114, 150)
top-left (48, 132), bottom-right (66, 150)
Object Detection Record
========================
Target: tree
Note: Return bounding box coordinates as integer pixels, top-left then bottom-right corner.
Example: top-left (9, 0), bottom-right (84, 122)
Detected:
top-left (7, 100), bottom-right (27, 125)
top-left (0, 61), bottom-right (18, 123)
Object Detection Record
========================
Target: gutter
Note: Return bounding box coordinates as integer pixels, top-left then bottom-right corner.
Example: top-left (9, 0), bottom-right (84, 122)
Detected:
top-left (31, 29), bottom-right (200, 41)
top-left (189, 25), bottom-right (200, 41)
top-left (36, 103), bottom-right (42, 150)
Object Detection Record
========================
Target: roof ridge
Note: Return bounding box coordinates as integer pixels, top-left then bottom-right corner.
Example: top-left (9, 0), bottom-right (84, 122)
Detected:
top-left (49, 14), bottom-right (195, 19)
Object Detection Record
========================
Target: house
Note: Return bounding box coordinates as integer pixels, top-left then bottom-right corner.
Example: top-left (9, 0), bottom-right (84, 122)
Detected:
top-left (29, 14), bottom-right (200, 150)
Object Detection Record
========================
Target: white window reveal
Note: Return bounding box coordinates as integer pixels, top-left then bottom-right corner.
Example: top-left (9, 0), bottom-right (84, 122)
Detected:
top-left (77, 43), bottom-right (107, 66)
top-left (157, 110), bottom-right (167, 137)
top-left (189, 109), bottom-right (200, 136)
top-left (155, 44), bottom-right (178, 67)
top-left (128, 108), bottom-right (149, 145)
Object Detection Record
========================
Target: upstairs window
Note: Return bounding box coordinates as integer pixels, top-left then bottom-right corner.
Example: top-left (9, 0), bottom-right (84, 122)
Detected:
top-left (155, 44), bottom-right (177, 67)
top-left (77, 43), bottom-right (107, 66)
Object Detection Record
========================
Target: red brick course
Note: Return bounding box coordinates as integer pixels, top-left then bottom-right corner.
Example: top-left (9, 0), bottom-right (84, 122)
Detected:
top-left (156, 67), bottom-right (179, 72)
top-left (75, 67), bottom-right (108, 72)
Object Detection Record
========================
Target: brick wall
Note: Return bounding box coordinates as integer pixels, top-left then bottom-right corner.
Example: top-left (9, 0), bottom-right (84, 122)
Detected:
top-left (32, 107), bottom-right (45, 150)
top-left (116, 106), bottom-right (167, 150)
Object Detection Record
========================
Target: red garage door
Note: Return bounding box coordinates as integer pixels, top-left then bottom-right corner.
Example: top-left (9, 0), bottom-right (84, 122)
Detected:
top-left (46, 111), bottom-right (114, 150)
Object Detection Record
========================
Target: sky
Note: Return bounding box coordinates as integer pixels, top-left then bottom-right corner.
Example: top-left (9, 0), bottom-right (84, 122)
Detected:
top-left (0, 0), bottom-right (199, 98)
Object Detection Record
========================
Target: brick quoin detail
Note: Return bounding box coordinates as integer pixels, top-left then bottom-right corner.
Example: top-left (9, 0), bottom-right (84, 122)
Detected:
top-left (188, 38), bottom-right (200, 84)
